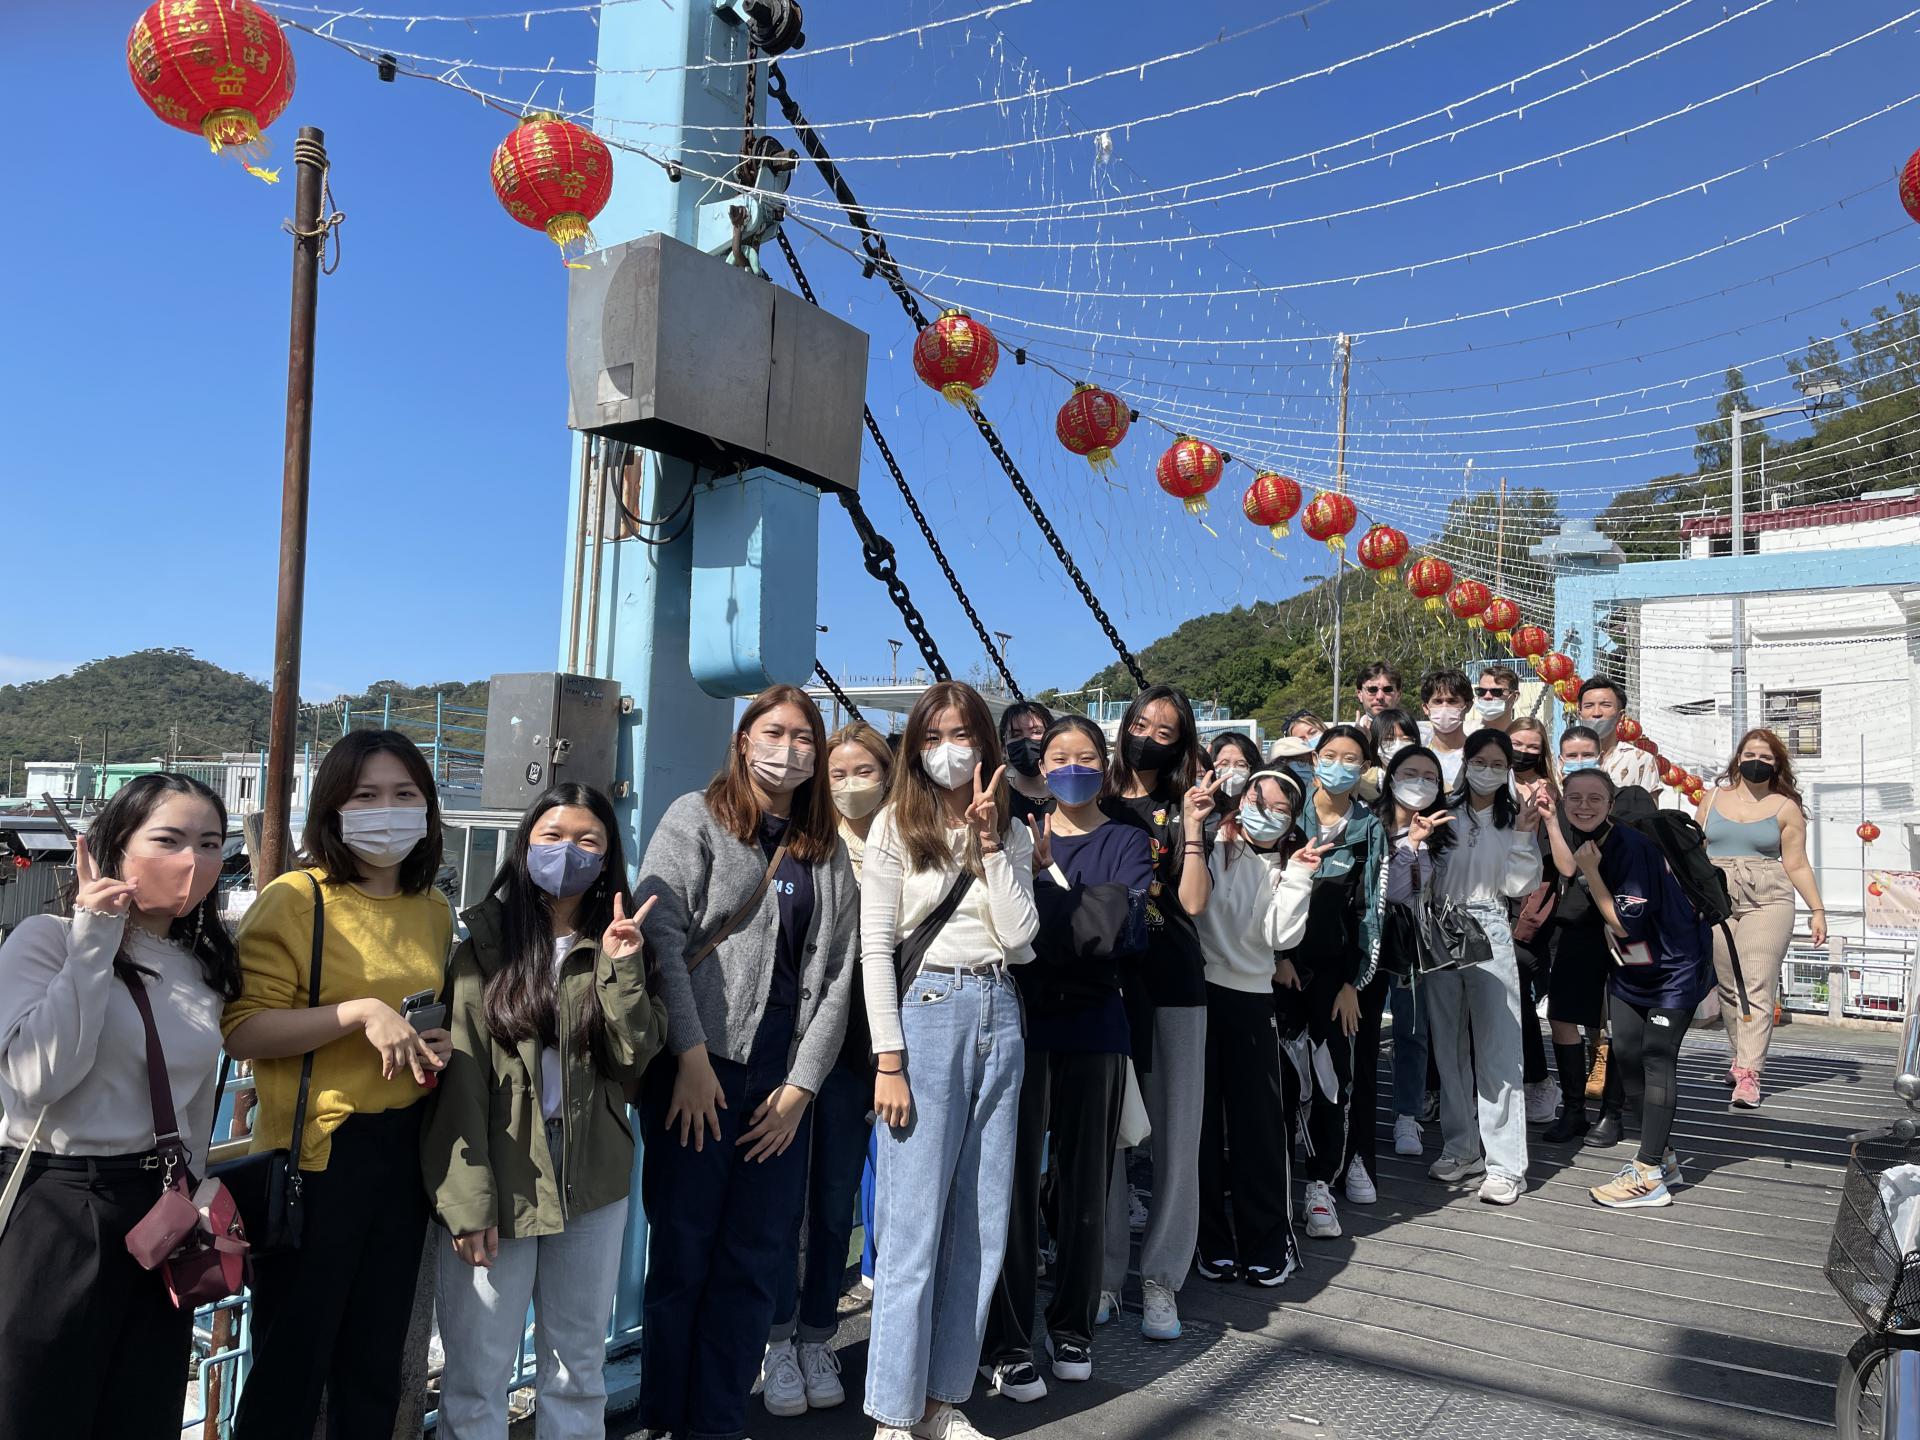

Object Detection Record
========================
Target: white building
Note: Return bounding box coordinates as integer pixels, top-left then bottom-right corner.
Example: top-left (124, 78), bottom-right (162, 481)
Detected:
top-left (1628, 492), bottom-right (1920, 936)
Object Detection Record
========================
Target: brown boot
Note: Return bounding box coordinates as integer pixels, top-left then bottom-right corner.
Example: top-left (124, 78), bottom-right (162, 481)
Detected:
top-left (1584, 1038), bottom-right (1609, 1101)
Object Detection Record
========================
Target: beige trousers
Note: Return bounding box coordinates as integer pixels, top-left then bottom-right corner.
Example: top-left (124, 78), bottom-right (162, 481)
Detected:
top-left (1711, 856), bottom-right (1797, 1073)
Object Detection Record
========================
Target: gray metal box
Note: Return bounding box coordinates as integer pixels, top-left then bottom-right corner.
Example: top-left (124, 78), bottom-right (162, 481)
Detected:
top-left (480, 672), bottom-right (622, 811)
top-left (566, 231), bottom-right (867, 494)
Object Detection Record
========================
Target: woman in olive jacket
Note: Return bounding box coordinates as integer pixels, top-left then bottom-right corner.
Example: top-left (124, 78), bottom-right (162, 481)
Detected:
top-left (423, 784), bottom-right (667, 1440)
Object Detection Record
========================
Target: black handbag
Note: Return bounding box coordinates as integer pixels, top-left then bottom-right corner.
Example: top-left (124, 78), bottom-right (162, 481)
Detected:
top-left (893, 872), bottom-right (976, 996)
top-left (210, 873), bottom-right (324, 1255)
top-left (1401, 851), bottom-right (1494, 974)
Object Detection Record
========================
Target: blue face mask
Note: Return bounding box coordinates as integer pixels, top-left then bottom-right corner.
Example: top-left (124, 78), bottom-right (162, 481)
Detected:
top-left (1043, 764), bottom-right (1103, 807)
top-left (527, 841), bottom-right (605, 899)
top-left (1316, 758), bottom-right (1362, 794)
top-left (1239, 805), bottom-right (1291, 844)
top-left (1562, 758), bottom-right (1600, 776)
top-left (1286, 760), bottom-right (1316, 789)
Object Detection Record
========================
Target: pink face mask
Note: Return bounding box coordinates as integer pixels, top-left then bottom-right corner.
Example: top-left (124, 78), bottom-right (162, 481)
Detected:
top-left (121, 848), bottom-right (223, 919)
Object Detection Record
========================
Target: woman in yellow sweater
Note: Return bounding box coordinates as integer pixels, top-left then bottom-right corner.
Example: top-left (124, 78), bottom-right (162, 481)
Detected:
top-left (223, 730), bottom-right (454, 1440)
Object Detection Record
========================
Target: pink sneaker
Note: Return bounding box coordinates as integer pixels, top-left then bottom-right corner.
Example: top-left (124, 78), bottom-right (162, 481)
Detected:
top-left (1730, 1067), bottom-right (1762, 1108)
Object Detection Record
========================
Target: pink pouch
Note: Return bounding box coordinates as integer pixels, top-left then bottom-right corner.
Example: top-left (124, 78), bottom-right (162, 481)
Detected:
top-left (124, 1181), bottom-right (201, 1270)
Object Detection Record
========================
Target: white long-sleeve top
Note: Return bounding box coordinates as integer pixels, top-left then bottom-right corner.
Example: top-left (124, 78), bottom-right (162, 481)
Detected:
top-left (1195, 841), bottom-right (1314, 993)
top-left (0, 911), bottom-right (224, 1162)
top-left (1437, 806), bottom-right (1543, 906)
top-left (860, 806), bottom-right (1039, 1054)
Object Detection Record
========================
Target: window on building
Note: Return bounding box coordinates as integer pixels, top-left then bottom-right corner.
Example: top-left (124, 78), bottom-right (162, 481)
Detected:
top-left (1707, 533), bottom-right (1762, 557)
top-left (238, 774), bottom-right (254, 801)
top-left (1668, 698), bottom-right (1718, 716)
top-left (1763, 689), bottom-right (1822, 757)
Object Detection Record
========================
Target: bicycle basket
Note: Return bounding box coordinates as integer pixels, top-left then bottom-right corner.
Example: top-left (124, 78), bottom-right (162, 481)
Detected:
top-left (1826, 1128), bottom-right (1920, 1335)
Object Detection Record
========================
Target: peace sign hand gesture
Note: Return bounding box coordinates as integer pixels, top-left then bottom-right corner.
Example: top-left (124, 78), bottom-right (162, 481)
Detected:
top-left (600, 892), bottom-right (657, 964)
top-left (1407, 810), bottom-right (1453, 849)
top-left (966, 765), bottom-right (1006, 850)
top-left (1288, 837), bottom-right (1328, 875)
top-left (1026, 812), bottom-right (1054, 872)
top-left (1516, 785), bottom-right (1554, 834)
top-left (73, 835), bottom-right (138, 918)
top-left (1184, 770), bottom-right (1222, 836)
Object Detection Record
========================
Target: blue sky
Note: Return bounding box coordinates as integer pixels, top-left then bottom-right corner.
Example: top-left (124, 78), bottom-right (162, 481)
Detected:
top-left (5, 0), bottom-right (1916, 699)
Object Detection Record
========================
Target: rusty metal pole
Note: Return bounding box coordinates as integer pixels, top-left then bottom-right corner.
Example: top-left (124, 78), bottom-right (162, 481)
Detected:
top-left (259, 127), bottom-right (328, 884)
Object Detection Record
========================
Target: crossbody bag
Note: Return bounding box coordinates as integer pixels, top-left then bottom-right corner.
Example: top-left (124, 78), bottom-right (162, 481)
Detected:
top-left (684, 843), bottom-right (788, 977)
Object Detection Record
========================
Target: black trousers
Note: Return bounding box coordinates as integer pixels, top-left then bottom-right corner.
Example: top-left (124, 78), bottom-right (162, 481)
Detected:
top-left (1277, 972), bottom-right (1357, 1184)
top-left (1609, 993), bottom-right (1690, 1165)
top-left (233, 1103), bottom-right (431, 1440)
top-left (984, 1046), bottom-right (1125, 1360)
top-left (0, 1152), bottom-right (194, 1439)
top-left (1341, 976), bottom-right (1390, 1181)
top-left (1516, 941), bottom-right (1550, 1085)
top-left (1197, 984), bottom-right (1298, 1270)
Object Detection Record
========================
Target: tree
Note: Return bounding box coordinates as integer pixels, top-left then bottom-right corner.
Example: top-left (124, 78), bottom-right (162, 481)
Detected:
top-left (1693, 367), bottom-right (1768, 477)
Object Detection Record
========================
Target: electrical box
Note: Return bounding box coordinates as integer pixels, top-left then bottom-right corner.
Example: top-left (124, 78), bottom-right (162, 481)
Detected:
top-left (565, 231), bottom-right (868, 494)
top-left (480, 673), bottom-right (623, 811)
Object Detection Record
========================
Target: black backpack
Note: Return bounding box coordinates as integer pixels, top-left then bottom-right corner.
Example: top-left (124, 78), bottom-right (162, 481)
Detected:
top-left (1608, 785), bottom-right (1747, 1015)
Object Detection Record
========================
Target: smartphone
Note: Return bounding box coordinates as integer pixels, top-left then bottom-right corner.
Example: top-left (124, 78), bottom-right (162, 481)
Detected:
top-left (399, 989), bottom-right (448, 1089)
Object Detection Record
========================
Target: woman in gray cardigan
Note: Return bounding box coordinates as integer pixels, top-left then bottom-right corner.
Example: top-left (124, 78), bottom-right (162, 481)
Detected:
top-left (634, 683), bottom-right (859, 1440)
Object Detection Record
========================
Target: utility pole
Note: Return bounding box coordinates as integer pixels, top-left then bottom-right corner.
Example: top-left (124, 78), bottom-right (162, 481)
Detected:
top-left (887, 638), bottom-right (903, 685)
top-left (1329, 332), bottom-right (1352, 719)
top-left (260, 128), bottom-right (329, 884)
top-left (993, 631), bottom-right (1013, 691)
top-left (1494, 477), bottom-right (1508, 594)
top-left (70, 735), bottom-right (83, 799)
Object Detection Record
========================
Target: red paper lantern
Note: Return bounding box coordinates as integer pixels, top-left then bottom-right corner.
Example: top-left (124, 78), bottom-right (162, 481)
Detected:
top-left (1447, 579), bottom-right (1493, 627)
top-left (1055, 384), bottom-right (1130, 473)
top-left (1633, 735), bottom-right (1661, 757)
top-left (1156, 436), bottom-right (1223, 514)
top-left (1482, 596), bottom-right (1521, 642)
top-left (8, 855), bottom-right (27, 871)
top-left (1539, 653), bottom-right (1575, 685)
top-left (127, 0), bottom-right (295, 180)
top-left (1242, 472), bottom-right (1302, 539)
top-left (1356, 524), bottom-right (1409, 583)
top-left (1509, 625), bottom-right (1549, 660)
top-left (1860, 821), bottom-right (1883, 844)
top-left (1660, 762), bottom-right (1686, 788)
top-left (1405, 556), bottom-right (1454, 612)
top-left (912, 310), bottom-right (1000, 410)
top-left (1301, 491), bottom-right (1358, 551)
top-left (1616, 716), bottom-right (1643, 743)
top-left (491, 113), bottom-right (615, 263)
top-left (1901, 148), bottom-right (1920, 225)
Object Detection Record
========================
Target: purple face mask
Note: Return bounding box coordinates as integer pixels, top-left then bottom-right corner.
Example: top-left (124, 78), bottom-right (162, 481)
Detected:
top-left (527, 841), bottom-right (604, 898)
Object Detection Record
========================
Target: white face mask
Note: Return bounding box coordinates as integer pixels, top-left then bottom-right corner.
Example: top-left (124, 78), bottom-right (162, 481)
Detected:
top-left (921, 741), bottom-right (978, 791)
top-left (830, 775), bottom-right (884, 819)
top-left (1378, 740), bottom-right (1409, 764)
top-left (1215, 765), bottom-right (1251, 797)
top-left (1587, 713), bottom-right (1619, 741)
top-left (1473, 696), bottom-right (1509, 719)
top-left (748, 740), bottom-right (814, 795)
top-left (1465, 763), bottom-right (1510, 795)
top-left (1426, 704), bottom-right (1465, 735)
top-left (1392, 776), bottom-right (1439, 811)
top-left (339, 806), bottom-right (429, 867)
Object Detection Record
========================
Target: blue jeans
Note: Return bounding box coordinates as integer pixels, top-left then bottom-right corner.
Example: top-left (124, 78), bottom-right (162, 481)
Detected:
top-left (1389, 978), bottom-right (1431, 1119)
top-left (864, 970), bottom-right (1025, 1429)
top-left (860, 1132), bottom-right (877, 1282)
top-left (770, 1058), bottom-right (874, 1343)
top-left (638, 1005), bottom-right (811, 1440)
top-left (1424, 904), bottom-right (1529, 1183)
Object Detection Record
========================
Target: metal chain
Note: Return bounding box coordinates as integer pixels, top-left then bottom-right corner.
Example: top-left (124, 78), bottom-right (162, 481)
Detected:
top-left (776, 230), bottom-right (1023, 700)
top-left (765, 64), bottom-right (1145, 690)
top-left (833, 488), bottom-right (950, 682)
top-left (812, 662), bottom-right (864, 722)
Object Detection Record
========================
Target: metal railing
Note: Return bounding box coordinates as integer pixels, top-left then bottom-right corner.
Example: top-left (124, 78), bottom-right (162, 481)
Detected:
top-left (1781, 932), bottom-right (1919, 1022)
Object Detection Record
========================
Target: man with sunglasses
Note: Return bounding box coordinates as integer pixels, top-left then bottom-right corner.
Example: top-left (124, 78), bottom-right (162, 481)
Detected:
top-left (1469, 667), bottom-right (1520, 735)
top-left (1352, 662), bottom-right (1402, 723)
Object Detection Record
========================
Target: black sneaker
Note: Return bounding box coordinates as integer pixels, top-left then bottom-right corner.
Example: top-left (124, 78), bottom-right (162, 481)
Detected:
top-left (1542, 1105), bottom-right (1590, 1144)
top-left (1045, 1334), bottom-right (1092, 1382)
top-left (979, 1359), bottom-right (1047, 1403)
top-left (1243, 1257), bottom-right (1298, 1288)
top-left (1588, 1111), bottom-right (1622, 1148)
top-left (1196, 1255), bottom-right (1239, 1282)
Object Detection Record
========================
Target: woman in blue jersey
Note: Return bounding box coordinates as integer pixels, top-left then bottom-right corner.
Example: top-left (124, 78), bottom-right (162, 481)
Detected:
top-left (1547, 769), bottom-right (1714, 1209)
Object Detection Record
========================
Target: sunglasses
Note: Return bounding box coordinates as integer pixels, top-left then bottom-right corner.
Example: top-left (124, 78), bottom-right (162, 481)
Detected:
top-left (1474, 687), bottom-right (1510, 699)
top-left (1360, 685), bottom-right (1397, 695)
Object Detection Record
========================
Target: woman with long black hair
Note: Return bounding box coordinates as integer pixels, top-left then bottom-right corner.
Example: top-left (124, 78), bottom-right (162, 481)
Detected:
top-left (633, 684), bottom-right (859, 1440)
top-left (425, 783), bottom-right (667, 1440)
top-left (0, 774), bottom-right (235, 1438)
top-left (226, 730), bottom-right (455, 1440)
top-left (1099, 684), bottom-right (1217, 1344)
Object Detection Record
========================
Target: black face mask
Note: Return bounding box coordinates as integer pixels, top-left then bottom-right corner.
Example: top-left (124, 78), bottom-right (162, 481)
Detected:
top-left (1512, 751), bottom-right (1542, 773)
top-left (1124, 731), bottom-right (1182, 774)
top-left (1005, 737), bottom-right (1044, 777)
top-left (1738, 759), bottom-right (1777, 785)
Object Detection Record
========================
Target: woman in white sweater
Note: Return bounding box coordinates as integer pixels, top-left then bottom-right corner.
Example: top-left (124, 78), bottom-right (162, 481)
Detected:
top-left (1425, 729), bottom-right (1551, 1206)
top-left (0, 774), bottom-right (235, 1439)
top-left (861, 681), bottom-right (1039, 1440)
top-left (1194, 770), bottom-right (1320, 1287)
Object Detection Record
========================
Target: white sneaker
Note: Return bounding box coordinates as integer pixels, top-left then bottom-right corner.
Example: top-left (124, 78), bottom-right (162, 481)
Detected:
top-left (760, 1338), bottom-right (807, 1418)
top-left (1141, 1279), bottom-right (1181, 1340)
top-left (1343, 1155), bottom-right (1377, 1205)
top-left (1393, 1115), bottom-right (1424, 1156)
top-left (1303, 1180), bottom-right (1341, 1237)
top-left (977, 1358), bottom-right (1047, 1403)
top-left (1525, 1080), bottom-right (1559, 1125)
top-left (912, 1404), bottom-right (988, 1440)
top-left (875, 1429), bottom-right (914, 1440)
top-left (1478, 1173), bottom-right (1523, 1206)
top-left (1095, 1289), bottom-right (1119, 1326)
top-left (1429, 1151), bottom-right (1486, 1183)
top-left (797, 1341), bottom-right (844, 1408)
top-left (1128, 1183), bottom-right (1150, 1232)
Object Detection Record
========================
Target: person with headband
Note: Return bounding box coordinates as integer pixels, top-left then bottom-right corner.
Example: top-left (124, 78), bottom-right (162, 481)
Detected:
top-left (1548, 768), bottom-right (1714, 1209)
top-left (1277, 723), bottom-right (1386, 1240)
top-left (982, 715), bottom-right (1150, 1400)
top-left (1194, 769), bottom-right (1321, 1287)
